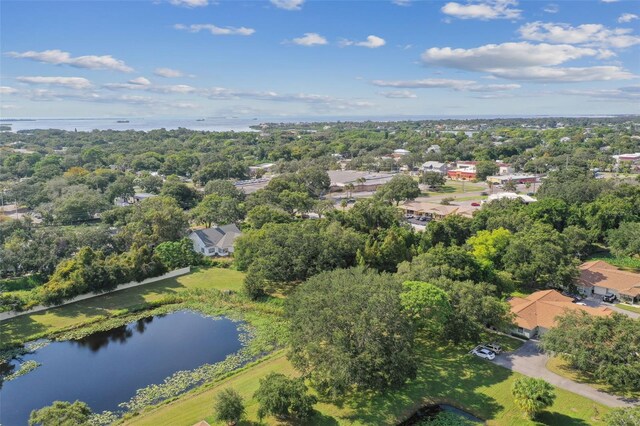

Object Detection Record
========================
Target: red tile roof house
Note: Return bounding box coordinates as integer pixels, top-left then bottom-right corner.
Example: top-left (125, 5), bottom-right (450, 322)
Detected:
top-left (509, 290), bottom-right (613, 339)
top-left (577, 261), bottom-right (640, 305)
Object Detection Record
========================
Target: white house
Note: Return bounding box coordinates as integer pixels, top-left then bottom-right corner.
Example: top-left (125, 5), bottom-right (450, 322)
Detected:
top-left (189, 224), bottom-right (242, 257)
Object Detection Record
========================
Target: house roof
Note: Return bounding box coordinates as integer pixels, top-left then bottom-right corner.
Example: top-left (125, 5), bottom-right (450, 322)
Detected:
top-left (192, 422), bottom-right (211, 426)
top-left (192, 224), bottom-right (241, 249)
top-left (399, 201), bottom-right (478, 218)
top-left (578, 261), bottom-right (640, 296)
top-left (509, 290), bottom-right (613, 330)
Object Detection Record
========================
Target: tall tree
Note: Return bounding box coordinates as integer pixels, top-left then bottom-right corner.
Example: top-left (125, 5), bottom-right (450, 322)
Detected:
top-left (286, 268), bottom-right (417, 396)
top-left (376, 175), bottom-right (421, 205)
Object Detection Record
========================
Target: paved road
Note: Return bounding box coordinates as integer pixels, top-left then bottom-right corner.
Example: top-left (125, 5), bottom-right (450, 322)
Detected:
top-left (491, 340), bottom-right (638, 408)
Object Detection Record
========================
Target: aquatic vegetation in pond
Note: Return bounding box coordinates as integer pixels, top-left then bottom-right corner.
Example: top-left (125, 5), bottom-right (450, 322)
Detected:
top-left (4, 360), bottom-right (41, 381)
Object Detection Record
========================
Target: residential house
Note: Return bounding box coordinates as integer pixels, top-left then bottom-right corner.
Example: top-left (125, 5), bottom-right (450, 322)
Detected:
top-left (114, 192), bottom-right (157, 207)
top-left (509, 290), bottom-right (613, 338)
top-left (577, 261), bottom-right (640, 304)
top-left (420, 161), bottom-right (448, 174)
top-left (189, 224), bottom-right (242, 257)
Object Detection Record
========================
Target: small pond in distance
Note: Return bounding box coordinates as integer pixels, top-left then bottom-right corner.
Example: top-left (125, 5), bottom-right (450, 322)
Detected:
top-left (1, 310), bottom-right (243, 426)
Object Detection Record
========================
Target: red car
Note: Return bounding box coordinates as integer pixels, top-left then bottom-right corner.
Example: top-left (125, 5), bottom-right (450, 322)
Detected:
top-left (471, 202), bottom-right (481, 207)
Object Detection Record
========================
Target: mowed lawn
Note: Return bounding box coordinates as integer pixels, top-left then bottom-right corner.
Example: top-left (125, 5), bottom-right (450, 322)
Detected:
top-left (0, 267), bottom-right (245, 346)
top-left (126, 337), bottom-right (609, 426)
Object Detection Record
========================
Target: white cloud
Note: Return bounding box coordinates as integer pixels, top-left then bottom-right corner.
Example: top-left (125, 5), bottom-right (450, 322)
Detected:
top-left (0, 104), bottom-right (19, 110)
top-left (291, 33), bottom-right (328, 46)
top-left (154, 68), bottom-right (185, 78)
top-left (0, 86), bottom-right (18, 95)
top-left (16, 76), bottom-right (93, 89)
top-left (601, 0), bottom-right (619, 3)
top-left (7, 49), bottom-right (133, 72)
top-left (618, 13), bottom-right (639, 23)
top-left (372, 78), bottom-right (476, 90)
top-left (372, 78), bottom-right (520, 92)
top-left (174, 23), bottom-right (255, 36)
top-left (543, 3), bottom-right (558, 13)
top-left (379, 90), bottom-right (417, 98)
top-left (128, 77), bottom-right (151, 86)
top-left (422, 42), bottom-right (598, 70)
top-left (104, 81), bottom-right (196, 93)
top-left (270, 0), bottom-right (304, 10)
top-left (392, 0), bottom-right (412, 6)
top-left (561, 86), bottom-right (640, 101)
top-left (341, 35), bottom-right (386, 48)
top-left (519, 22), bottom-right (640, 49)
top-left (441, 0), bottom-right (521, 20)
top-left (169, 0), bottom-right (208, 7)
top-left (489, 66), bottom-right (636, 82)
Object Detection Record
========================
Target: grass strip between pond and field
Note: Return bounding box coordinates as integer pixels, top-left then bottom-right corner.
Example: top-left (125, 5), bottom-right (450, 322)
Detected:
top-left (0, 267), bottom-right (246, 349)
top-left (1, 267), bottom-right (613, 426)
top-left (125, 336), bottom-right (610, 426)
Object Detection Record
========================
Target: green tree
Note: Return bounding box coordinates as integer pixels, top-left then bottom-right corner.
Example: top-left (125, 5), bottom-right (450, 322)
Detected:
top-left (376, 174), bottom-right (421, 205)
top-left (191, 194), bottom-right (243, 227)
top-left (203, 179), bottom-right (245, 201)
top-left (605, 406), bottom-right (640, 426)
top-left (466, 227), bottom-right (512, 269)
top-left (342, 198), bottom-right (400, 233)
top-left (135, 172), bottom-right (163, 194)
top-left (286, 268), bottom-right (417, 396)
top-left (246, 205), bottom-right (292, 229)
top-left (160, 176), bottom-right (199, 209)
top-left (503, 180), bottom-right (517, 192)
top-left (511, 377), bottom-right (556, 419)
top-left (298, 166), bottom-right (331, 197)
top-left (106, 174), bottom-right (135, 203)
top-left (154, 238), bottom-right (203, 269)
top-left (122, 196), bottom-right (189, 247)
top-left (28, 400), bottom-right (92, 426)
top-left (608, 222), bottom-right (640, 258)
top-left (213, 388), bottom-right (245, 426)
top-left (541, 311), bottom-right (640, 390)
top-left (475, 161), bottom-right (499, 181)
top-left (400, 280), bottom-right (452, 338)
top-left (419, 171), bottom-right (446, 189)
top-left (253, 373), bottom-right (317, 421)
top-left (357, 226), bottom-right (414, 272)
top-left (502, 223), bottom-right (577, 290)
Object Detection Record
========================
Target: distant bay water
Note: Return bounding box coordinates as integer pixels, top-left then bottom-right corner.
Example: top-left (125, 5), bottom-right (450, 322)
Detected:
top-left (0, 114), bottom-right (621, 133)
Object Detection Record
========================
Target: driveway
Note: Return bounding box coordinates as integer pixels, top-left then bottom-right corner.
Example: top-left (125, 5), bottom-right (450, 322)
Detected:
top-left (491, 340), bottom-right (638, 408)
top-left (582, 297), bottom-right (640, 319)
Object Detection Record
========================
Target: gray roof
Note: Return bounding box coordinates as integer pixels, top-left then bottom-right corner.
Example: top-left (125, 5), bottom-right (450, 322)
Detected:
top-left (192, 224), bottom-right (242, 249)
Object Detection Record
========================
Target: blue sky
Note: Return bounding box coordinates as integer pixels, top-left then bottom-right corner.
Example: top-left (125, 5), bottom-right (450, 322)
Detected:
top-left (1, 0), bottom-right (639, 118)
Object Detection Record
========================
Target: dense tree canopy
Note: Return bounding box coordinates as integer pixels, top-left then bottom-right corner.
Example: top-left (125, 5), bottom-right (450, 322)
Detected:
top-left (286, 268), bottom-right (418, 396)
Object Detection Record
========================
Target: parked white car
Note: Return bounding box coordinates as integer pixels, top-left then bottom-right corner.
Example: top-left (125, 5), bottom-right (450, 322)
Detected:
top-left (470, 346), bottom-right (496, 360)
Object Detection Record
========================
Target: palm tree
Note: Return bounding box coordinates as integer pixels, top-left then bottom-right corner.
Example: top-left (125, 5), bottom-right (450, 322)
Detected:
top-left (511, 377), bottom-right (556, 419)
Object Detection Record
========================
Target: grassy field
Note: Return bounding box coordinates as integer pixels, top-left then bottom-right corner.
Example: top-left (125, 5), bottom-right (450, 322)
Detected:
top-left (546, 357), bottom-right (640, 400)
top-left (423, 180), bottom-right (487, 196)
top-left (0, 267), bottom-right (245, 347)
top-left (126, 335), bottom-right (609, 426)
top-left (616, 304), bottom-right (640, 314)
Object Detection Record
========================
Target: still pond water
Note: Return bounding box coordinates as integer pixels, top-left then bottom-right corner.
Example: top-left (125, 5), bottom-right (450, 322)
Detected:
top-left (0, 311), bottom-right (243, 425)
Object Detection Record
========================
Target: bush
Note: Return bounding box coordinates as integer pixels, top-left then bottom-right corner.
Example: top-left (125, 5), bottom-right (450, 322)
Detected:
top-left (213, 388), bottom-right (245, 425)
top-left (254, 373), bottom-right (317, 421)
top-left (511, 377), bottom-right (556, 419)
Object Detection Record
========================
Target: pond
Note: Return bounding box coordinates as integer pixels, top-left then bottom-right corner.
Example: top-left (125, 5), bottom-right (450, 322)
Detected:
top-left (399, 404), bottom-right (484, 425)
top-left (0, 310), bottom-right (243, 426)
